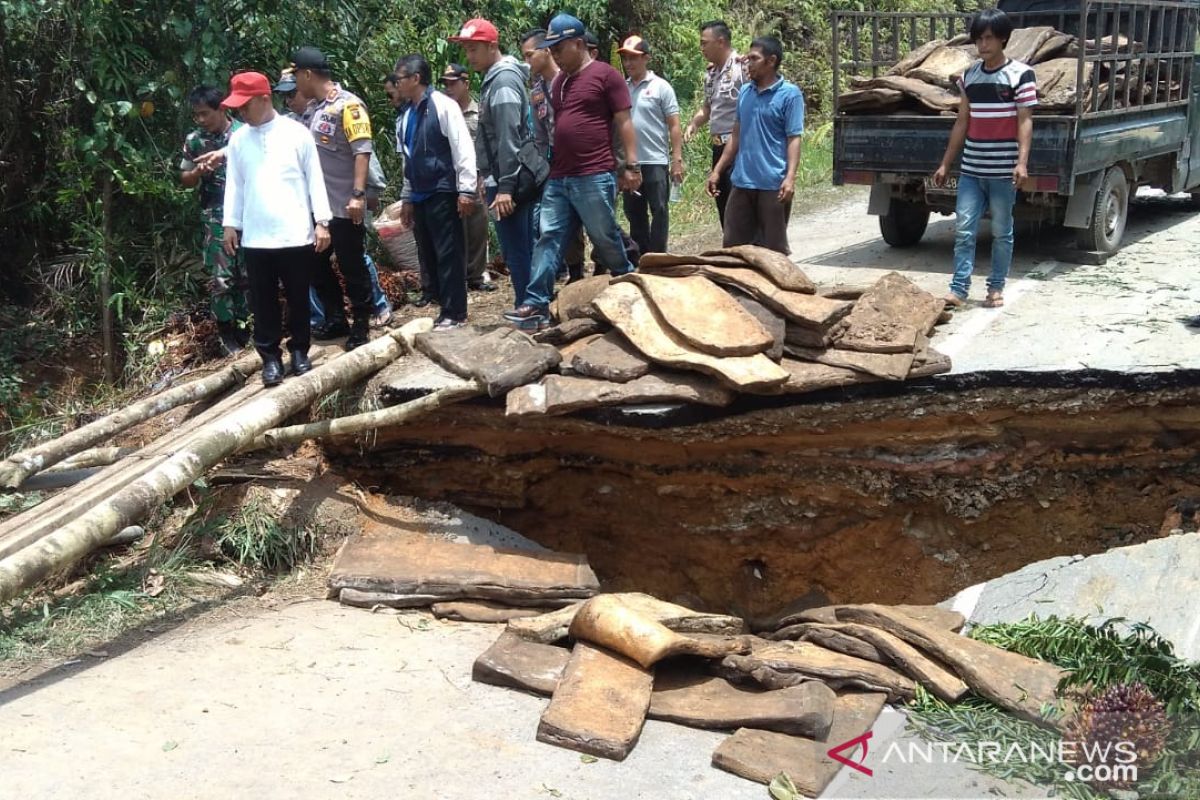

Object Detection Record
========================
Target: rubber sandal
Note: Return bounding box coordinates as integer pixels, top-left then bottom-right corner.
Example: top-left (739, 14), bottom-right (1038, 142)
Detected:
top-left (984, 291), bottom-right (1005, 308)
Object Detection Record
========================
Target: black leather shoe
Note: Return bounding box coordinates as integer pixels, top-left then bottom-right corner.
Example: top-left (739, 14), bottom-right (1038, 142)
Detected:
top-left (345, 320), bottom-right (369, 351)
top-left (262, 357), bottom-right (284, 387)
top-left (216, 321), bottom-right (242, 357)
top-left (313, 319), bottom-right (351, 340)
top-left (289, 349), bottom-right (312, 375)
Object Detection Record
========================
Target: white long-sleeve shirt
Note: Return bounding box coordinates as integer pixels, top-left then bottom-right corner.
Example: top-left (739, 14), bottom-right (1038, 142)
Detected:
top-left (223, 113), bottom-right (333, 249)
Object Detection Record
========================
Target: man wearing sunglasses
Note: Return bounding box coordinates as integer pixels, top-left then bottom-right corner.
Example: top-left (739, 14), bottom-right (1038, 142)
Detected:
top-left (291, 46), bottom-right (376, 349)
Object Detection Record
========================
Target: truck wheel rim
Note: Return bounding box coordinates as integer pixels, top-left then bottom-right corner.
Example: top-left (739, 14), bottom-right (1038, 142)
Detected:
top-left (1104, 191), bottom-right (1123, 238)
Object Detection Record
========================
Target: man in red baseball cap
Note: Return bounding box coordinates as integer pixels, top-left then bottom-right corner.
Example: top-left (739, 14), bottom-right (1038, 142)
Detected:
top-left (450, 16), bottom-right (545, 319)
top-left (448, 18), bottom-right (499, 45)
top-left (220, 71), bottom-right (333, 386)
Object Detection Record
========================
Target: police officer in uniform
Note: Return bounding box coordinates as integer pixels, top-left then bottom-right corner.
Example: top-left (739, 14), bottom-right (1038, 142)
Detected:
top-left (291, 47), bottom-right (375, 350)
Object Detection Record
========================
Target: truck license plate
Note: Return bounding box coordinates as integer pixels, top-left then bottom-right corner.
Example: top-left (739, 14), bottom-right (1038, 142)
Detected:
top-left (924, 176), bottom-right (957, 194)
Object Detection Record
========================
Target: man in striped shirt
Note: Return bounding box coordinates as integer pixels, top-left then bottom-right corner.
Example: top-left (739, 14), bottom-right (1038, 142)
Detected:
top-left (933, 8), bottom-right (1036, 309)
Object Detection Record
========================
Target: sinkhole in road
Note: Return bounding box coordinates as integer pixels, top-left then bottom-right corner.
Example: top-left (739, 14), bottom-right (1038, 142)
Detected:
top-left (328, 369), bottom-right (1200, 620)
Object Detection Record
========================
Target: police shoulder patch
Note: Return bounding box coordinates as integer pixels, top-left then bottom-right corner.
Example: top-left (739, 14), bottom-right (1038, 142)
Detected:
top-left (342, 102), bottom-right (372, 142)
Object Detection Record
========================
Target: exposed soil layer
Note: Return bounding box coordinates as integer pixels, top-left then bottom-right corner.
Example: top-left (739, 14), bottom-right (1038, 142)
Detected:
top-left (325, 371), bottom-right (1200, 619)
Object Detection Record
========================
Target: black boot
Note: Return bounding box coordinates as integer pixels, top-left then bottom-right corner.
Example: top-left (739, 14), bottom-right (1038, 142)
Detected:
top-left (345, 317), bottom-right (369, 350)
top-left (289, 348), bottom-right (312, 376)
top-left (261, 356), bottom-right (284, 387)
top-left (313, 318), bottom-right (351, 340)
top-left (216, 321), bottom-right (242, 357)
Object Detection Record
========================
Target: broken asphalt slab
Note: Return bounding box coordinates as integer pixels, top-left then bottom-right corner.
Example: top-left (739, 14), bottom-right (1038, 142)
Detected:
top-left (328, 527), bottom-right (599, 605)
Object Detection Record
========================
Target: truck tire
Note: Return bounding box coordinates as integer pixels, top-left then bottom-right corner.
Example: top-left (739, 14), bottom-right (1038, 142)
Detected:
top-left (1075, 168), bottom-right (1128, 254)
top-left (879, 202), bottom-right (931, 248)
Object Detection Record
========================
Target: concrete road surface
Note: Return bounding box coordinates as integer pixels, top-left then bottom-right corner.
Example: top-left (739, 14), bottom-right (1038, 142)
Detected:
top-left (794, 187), bottom-right (1200, 373)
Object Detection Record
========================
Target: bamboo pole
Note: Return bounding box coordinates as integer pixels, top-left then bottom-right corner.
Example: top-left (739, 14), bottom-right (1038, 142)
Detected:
top-left (0, 331), bottom-right (406, 604)
top-left (0, 352), bottom-right (261, 488)
top-left (50, 446), bottom-right (137, 472)
top-left (100, 173), bottom-right (116, 384)
top-left (248, 382), bottom-right (484, 450)
top-left (0, 378), bottom-right (270, 559)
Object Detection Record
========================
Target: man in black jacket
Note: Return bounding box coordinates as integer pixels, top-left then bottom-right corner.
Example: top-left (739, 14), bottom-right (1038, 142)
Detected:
top-left (394, 54), bottom-right (479, 329)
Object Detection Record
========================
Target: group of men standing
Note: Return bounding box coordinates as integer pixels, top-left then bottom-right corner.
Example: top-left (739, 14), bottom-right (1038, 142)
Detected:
top-left (180, 14), bottom-right (809, 384)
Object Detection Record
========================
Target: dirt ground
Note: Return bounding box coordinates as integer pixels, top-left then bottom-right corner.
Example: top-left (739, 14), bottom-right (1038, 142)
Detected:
top-left (5, 185), bottom-right (1200, 798)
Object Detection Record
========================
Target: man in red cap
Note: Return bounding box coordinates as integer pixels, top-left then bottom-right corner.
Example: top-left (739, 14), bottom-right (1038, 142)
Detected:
top-left (450, 17), bottom-right (544, 316)
top-left (220, 72), bottom-right (333, 387)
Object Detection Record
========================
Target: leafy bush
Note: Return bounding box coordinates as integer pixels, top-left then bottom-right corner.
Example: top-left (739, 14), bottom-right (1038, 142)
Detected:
top-left (212, 497), bottom-right (317, 573)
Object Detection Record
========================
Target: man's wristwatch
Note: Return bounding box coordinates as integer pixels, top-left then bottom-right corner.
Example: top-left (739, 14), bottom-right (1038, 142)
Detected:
top-left (350, 188), bottom-right (366, 199)
top-left (624, 162), bottom-right (641, 173)
top-left (316, 219), bottom-right (330, 227)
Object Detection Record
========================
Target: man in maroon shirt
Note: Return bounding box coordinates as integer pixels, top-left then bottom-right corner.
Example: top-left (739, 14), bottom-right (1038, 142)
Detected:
top-left (504, 13), bottom-right (642, 330)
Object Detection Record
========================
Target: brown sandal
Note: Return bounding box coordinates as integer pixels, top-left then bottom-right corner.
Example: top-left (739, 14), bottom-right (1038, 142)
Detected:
top-left (943, 293), bottom-right (965, 308)
top-left (984, 290), bottom-right (1004, 308)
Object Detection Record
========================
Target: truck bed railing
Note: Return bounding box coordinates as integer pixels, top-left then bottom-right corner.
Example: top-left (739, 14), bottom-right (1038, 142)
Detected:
top-left (1077, 0), bottom-right (1197, 118)
top-left (832, 1), bottom-right (1198, 120)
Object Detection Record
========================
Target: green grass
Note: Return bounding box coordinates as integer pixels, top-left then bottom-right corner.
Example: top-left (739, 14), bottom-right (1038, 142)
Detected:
top-left (207, 496), bottom-right (318, 574)
top-left (908, 615), bottom-right (1200, 799)
top-left (0, 536), bottom-right (205, 666)
top-left (670, 120), bottom-right (834, 239)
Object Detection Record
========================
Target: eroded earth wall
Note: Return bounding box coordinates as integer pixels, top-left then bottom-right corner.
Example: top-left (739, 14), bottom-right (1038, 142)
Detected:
top-left (327, 375), bottom-right (1200, 619)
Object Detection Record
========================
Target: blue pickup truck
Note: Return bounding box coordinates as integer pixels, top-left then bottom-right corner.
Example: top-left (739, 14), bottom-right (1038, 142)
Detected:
top-left (832, 0), bottom-right (1200, 254)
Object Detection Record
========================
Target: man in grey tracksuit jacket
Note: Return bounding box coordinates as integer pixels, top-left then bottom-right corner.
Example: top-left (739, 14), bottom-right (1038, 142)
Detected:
top-left (452, 18), bottom-right (540, 310)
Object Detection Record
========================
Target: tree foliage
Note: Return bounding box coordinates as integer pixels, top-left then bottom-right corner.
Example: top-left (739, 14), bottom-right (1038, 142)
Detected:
top-left (0, 0), bottom-right (967, 328)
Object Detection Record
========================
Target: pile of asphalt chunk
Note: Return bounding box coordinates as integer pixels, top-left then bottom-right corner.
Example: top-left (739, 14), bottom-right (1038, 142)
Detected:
top-left (499, 245), bottom-right (951, 417)
top-left (467, 594), bottom-right (1076, 793)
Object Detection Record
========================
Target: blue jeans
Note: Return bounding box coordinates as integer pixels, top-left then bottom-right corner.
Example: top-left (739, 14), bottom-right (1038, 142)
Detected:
top-left (950, 174), bottom-right (1016, 299)
top-left (526, 173), bottom-right (634, 310)
top-left (487, 187), bottom-right (536, 309)
top-left (310, 253), bottom-right (391, 328)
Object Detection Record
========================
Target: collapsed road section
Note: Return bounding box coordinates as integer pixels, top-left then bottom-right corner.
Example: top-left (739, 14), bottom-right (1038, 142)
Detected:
top-left (329, 366), bottom-right (1200, 619)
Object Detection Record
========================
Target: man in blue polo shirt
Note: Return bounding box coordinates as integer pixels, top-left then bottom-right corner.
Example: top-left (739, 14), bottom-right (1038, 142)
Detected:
top-left (706, 36), bottom-right (803, 255)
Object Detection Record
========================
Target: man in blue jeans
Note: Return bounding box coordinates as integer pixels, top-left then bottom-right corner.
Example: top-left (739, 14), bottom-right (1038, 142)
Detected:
top-left (933, 8), bottom-right (1036, 309)
top-left (508, 13), bottom-right (642, 330)
top-left (450, 17), bottom-right (538, 310)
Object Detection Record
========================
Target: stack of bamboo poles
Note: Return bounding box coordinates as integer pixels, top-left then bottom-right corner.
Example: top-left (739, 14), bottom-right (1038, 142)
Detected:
top-left (0, 319), bottom-right (483, 605)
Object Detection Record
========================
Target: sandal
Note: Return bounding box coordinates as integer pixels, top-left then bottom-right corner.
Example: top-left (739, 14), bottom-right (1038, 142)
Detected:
top-left (984, 290), bottom-right (1004, 308)
top-left (943, 293), bottom-right (965, 308)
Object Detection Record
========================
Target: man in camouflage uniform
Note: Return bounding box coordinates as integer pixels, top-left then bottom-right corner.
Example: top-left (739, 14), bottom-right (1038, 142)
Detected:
top-left (180, 85), bottom-right (249, 355)
top-left (292, 46), bottom-right (376, 350)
